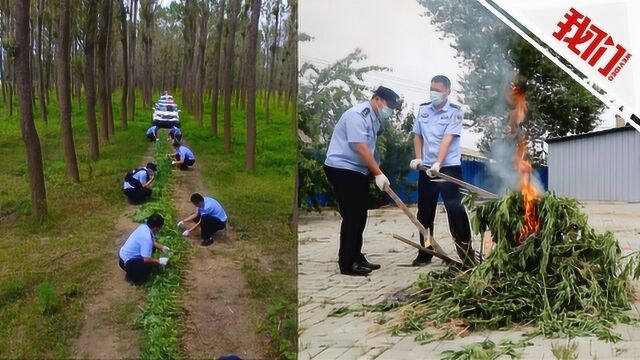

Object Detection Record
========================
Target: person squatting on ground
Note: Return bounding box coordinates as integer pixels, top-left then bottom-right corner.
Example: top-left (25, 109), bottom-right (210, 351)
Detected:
top-left (118, 214), bottom-right (171, 285)
top-left (170, 141), bottom-right (196, 170)
top-left (323, 86), bottom-right (401, 276)
top-left (168, 125), bottom-right (182, 142)
top-left (123, 162), bottom-right (157, 205)
top-left (409, 75), bottom-right (476, 267)
top-left (146, 125), bottom-right (159, 142)
top-left (177, 193), bottom-right (228, 246)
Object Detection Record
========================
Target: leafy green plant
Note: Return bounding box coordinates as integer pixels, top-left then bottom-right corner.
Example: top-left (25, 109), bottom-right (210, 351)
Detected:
top-left (440, 338), bottom-right (530, 360)
top-left (398, 191), bottom-right (640, 345)
top-left (35, 282), bottom-right (59, 315)
top-left (133, 139), bottom-right (188, 359)
top-left (551, 341), bottom-right (579, 360)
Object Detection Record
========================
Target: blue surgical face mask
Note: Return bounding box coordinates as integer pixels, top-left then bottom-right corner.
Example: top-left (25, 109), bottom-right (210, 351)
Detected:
top-left (430, 91), bottom-right (445, 106)
top-left (378, 105), bottom-right (393, 120)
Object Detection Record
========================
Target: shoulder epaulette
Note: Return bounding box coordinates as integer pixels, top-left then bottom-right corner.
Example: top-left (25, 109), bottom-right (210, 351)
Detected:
top-left (419, 102), bottom-right (432, 106)
top-left (450, 103), bottom-right (461, 110)
top-left (359, 107), bottom-right (370, 118)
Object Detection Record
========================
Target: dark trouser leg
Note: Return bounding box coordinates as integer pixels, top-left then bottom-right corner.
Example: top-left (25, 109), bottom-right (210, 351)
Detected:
top-left (416, 171), bottom-right (439, 260)
top-left (200, 215), bottom-right (226, 239)
top-left (439, 166), bottom-right (474, 265)
top-left (147, 133), bottom-right (155, 142)
top-left (124, 187), bottom-right (151, 204)
top-left (124, 257), bottom-right (152, 284)
top-left (324, 165), bottom-right (370, 272)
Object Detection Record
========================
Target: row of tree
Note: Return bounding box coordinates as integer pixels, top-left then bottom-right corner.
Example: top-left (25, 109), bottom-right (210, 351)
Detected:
top-left (1, 0), bottom-right (297, 220)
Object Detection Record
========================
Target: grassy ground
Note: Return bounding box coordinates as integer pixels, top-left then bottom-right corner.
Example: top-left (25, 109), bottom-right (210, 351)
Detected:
top-left (0, 91), bottom-right (298, 358)
top-left (181, 96), bottom-right (297, 359)
top-left (0, 92), bottom-right (152, 358)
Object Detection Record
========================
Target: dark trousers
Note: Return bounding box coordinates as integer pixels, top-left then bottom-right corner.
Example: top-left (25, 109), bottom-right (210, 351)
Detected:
top-left (123, 187), bottom-right (152, 205)
top-left (324, 165), bottom-right (370, 271)
top-left (175, 154), bottom-right (195, 170)
top-left (196, 214), bottom-right (226, 239)
top-left (416, 166), bottom-right (474, 262)
top-left (147, 133), bottom-right (156, 142)
top-left (119, 256), bottom-right (152, 285)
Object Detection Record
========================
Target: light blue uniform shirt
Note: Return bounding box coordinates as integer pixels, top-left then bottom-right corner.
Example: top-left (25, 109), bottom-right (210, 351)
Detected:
top-left (412, 100), bottom-right (464, 167)
top-left (324, 101), bottom-right (381, 175)
top-left (146, 126), bottom-right (157, 136)
top-left (123, 168), bottom-right (149, 190)
top-left (198, 196), bottom-right (227, 222)
top-left (177, 146), bottom-right (195, 161)
top-left (119, 224), bottom-right (155, 262)
top-left (170, 126), bottom-right (181, 136)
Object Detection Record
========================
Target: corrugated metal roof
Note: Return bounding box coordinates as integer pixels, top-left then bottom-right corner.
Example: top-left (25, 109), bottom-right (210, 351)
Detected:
top-left (546, 125), bottom-right (637, 144)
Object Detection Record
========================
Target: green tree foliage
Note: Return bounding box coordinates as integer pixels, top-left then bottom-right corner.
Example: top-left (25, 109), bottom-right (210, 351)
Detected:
top-left (418, 0), bottom-right (604, 163)
top-left (298, 49), bottom-right (414, 210)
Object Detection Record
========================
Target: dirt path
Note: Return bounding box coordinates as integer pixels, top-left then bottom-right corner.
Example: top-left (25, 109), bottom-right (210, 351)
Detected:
top-left (71, 150), bottom-right (154, 359)
top-left (173, 156), bottom-right (266, 359)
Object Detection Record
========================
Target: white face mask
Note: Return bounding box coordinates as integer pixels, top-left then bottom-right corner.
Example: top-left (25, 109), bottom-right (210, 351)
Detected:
top-left (378, 105), bottom-right (393, 120)
top-left (430, 91), bottom-right (445, 106)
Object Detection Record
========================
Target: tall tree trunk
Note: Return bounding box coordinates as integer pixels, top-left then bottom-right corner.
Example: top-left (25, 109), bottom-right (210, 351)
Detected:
top-left (209, 0), bottom-right (226, 137)
top-left (180, 0), bottom-right (196, 112)
top-left (193, 2), bottom-right (210, 125)
top-left (245, 0), bottom-right (261, 172)
top-left (118, 0), bottom-right (128, 129)
top-left (36, 0), bottom-right (47, 123)
top-left (97, 0), bottom-right (111, 142)
top-left (85, 0), bottom-right (100, 160)
top-left (127, 0), bottom-right (137, 121)
top-left (222, 0), bottom-right (240, 152)
top-left (105, 0), bottom-right (115, 136)
top-left (140, 0), bottom-right (154, 108)
top-left (265, 0), bottom-right (281, 124)
top-left (15, 0), bottom-right (48, 219)
top-left (57, 0), bottom-right (81, 181)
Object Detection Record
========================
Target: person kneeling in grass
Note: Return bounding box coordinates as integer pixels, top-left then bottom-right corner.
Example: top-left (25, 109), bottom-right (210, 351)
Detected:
top-left (170, 141), bottom-right (196, 170)
top-left (118, 213), bottom-right (171, 285)
top-left (168, 125), bottom-right (182, 142)
top-left (177, 193), bottom-right (227, 246)
top-left (123, 162), bottom-right (157, 205)
top-left (146, 125), bottom-right (159, 142)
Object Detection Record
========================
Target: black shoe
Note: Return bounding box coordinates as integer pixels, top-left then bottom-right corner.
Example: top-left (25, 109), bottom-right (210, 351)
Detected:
top-left (411, 254), bottom-right (432, 267)
top-left (340, 263), bottom-right (372, 276)
top-left (200, 237), bottom-right (214, 246)
top-left (357, 260), bottom-right (381, 270)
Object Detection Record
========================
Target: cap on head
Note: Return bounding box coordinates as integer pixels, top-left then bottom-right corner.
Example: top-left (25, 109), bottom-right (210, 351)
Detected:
top-left (146, 162), bottom-right (157, 172)
top-left (372, 86), bottom-right (401, 110)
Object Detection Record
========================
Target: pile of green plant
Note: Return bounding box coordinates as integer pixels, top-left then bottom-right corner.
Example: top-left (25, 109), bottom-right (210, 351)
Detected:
top-left (397, 191), bottom-right (640, 343)
top-left (131, 140), bottom-right (188, 359)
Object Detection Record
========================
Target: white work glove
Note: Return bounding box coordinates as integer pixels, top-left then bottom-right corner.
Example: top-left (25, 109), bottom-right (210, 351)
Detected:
top-left (155, 138), bottom-right (160, 142)
top-left (159, 257), bottom-right (169, 266)
top-left (409, 158), bottom-right (423, 170)
top-left (182, 230), bottom-right (190, 237)
top-left (374, 173), bottom-right (390, 191)
top-left (162, 245), bottom-right (171, 253)
top-left (171, 161), bottom-right (176, 165)
top-left (177, 221), bottom-right (184, 229)
top-left (426, 162), bottom-right (441, 178)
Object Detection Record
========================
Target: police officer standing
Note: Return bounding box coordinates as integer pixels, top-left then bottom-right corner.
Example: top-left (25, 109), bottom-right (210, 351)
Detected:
top-left (324, 86), bottom-right (401, 276)
top-left (409, 75), bottom-right (475, 266)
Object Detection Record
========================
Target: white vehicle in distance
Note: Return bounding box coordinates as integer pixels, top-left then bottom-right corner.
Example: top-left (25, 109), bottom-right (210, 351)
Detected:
top-left (152, 102), bottom-right (180, 128)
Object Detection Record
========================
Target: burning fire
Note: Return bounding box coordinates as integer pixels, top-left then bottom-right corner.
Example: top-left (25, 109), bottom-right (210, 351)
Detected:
top-left (506, 77), bottom-right (540, 244)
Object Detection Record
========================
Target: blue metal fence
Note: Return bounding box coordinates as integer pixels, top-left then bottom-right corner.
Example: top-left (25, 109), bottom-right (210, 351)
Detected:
top-left (305, 160), bottom-right (549, 207)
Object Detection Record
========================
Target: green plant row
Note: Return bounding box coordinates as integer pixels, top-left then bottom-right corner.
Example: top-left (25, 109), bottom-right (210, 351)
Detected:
top-left (396, 191), bottom-right (640, 352)
top-left (131, 139), bottom-right (188, 359)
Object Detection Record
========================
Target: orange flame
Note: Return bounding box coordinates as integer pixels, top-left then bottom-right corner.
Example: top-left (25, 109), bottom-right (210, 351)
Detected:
top-left (507, 79), bottom-right (540, 244)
